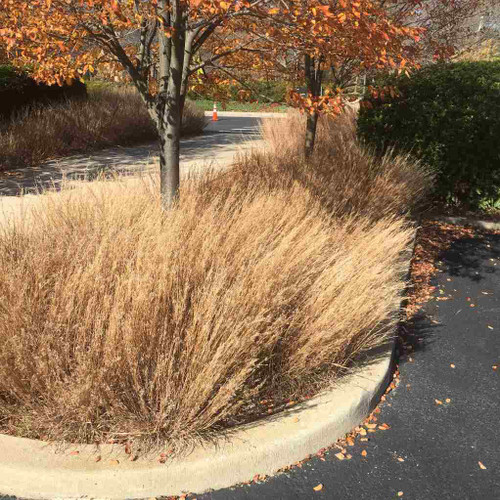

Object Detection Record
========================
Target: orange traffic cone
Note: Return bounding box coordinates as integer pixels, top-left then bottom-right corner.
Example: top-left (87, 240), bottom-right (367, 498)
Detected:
top-left (212, 102), bottom-right (218, 122)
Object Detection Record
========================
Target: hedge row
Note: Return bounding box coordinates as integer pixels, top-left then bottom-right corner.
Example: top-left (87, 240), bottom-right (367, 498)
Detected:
top-left (188, 79), bottom-right (288, 103)
top-left (0, 65), bottom-right (87, 120)
top-left (358, 61), bottom-right (500, 210)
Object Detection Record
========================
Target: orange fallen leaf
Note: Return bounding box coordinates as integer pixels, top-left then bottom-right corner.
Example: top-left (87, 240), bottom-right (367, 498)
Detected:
top-left (379, 423), bottom-right (391, 430)
top-left (397, 457), bottom-right (405, 462)
top-left (346, 437), bottom-right (355, 446)
top-left (445, 398), bottom-right (451, 403)
top-left (313, 484), bottom-right (324, 492)
top-left (109, 459), bottom-right (120, 465)
top-left (361, 450), bottom-right (367, 457)
top-left (359, 428), bottom-right (367, 436)
top-left (435, 399), bottom-right (443, 405)
top-left (366, 423), bottom-right (377, 429)
top-left (478, 461), bottom-right (487, 470)
top-left (450, 363), bottom-right (456, 368)
top-left (398, 492), bottom-right (404, 497)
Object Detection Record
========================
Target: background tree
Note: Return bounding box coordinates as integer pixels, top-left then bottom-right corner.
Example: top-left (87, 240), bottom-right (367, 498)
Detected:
top-left (2, 0), bottom-right (486, 201)
top-left (1, 0), bottom-right (282, 207)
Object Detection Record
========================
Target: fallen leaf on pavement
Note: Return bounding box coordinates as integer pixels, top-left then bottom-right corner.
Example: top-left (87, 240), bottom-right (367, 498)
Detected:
top-left (313, 484), bottom-right (323, 492)
top-left (450, 363), bottom-right (456, 368)
top-left (335, 452), bottom-right (345, 460)
top-left (435, 399), bottom-right (443, 405)
top-left (478, 461), bottom-right (487, 470)
top-left (398, 492), bottom-right (404, 497)
top-left (366, 423), bottom-right (377, 429)
top-left (379, 423), bottom-right (391, 430)
top-left (397, 457), bottom-right (405, 462)
top-left (445, 398), bottom-right (451, 403)
top-left (487, 326), bottom-right (494, 330)
top-left (361, 450), bottom-right (367, 457)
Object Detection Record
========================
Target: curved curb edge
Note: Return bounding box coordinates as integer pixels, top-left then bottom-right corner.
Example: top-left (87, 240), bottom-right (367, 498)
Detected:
top-left (0, 341), bottom-right (395, 500)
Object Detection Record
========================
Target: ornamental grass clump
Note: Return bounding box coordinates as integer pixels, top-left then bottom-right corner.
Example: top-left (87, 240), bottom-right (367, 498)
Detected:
top-left (0, 109), bottom-right (430, 450)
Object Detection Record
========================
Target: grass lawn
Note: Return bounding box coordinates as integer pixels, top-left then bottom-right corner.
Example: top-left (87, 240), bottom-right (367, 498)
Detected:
top-left (193, 98), bottom-right (288, 113)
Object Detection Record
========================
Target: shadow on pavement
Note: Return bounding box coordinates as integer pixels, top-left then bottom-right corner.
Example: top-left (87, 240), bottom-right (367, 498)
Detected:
top-left (0, 116), bottom-right (263, 197)
top-left (437, 234), bottom-right (499, 283)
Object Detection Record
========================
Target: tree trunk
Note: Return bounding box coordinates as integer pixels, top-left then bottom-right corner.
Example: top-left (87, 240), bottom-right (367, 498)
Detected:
top-left (179, 93), bottom-right (186, 123)
top-left (159, 108), bottom-right (181, 208)
top-left (304, 54), bottom-right (323, 157)
top-left (305, 111), bottom-right (319, 157)
top-left (157, 0), bottom-right (184, 209)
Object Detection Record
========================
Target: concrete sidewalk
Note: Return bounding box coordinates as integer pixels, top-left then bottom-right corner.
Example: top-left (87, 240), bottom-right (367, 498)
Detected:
top-left (0, 113), bottom-right (275, 197)
top-left (195, 230), bottom-right (500, 500)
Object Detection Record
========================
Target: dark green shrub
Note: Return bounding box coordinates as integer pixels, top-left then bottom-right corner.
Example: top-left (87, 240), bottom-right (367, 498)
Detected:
top-left (358, 61), bottom-right (500, 210)
top-left (189, 79), bottom-right (288, 103)
top-left (0, 65), bottom-right (87, 120)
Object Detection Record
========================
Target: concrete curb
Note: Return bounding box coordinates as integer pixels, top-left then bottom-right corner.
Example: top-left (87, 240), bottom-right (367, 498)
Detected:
top-left (0, 342), bottom-right (395, 499)
top-left (433, 215), bottom-right (500, 232)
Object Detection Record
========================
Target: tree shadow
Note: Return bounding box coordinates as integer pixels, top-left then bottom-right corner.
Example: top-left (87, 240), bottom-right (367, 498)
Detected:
top-left (0, 116), bottom-right (264, 197)
top-left (436, 233), bottom-right (499, 283)
top-left (397, 310), bottom-right (439, 366)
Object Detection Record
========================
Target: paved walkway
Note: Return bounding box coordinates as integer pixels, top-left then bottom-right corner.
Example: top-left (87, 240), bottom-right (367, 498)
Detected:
top-left (0, 113), bottom-right (270, 197)
top-left (194, 230), bottom-right (500, 500)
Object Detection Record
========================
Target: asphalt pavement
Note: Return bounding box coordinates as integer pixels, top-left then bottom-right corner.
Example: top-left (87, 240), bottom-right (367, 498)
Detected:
top-left (0, 113), bottom-right (271, 197)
